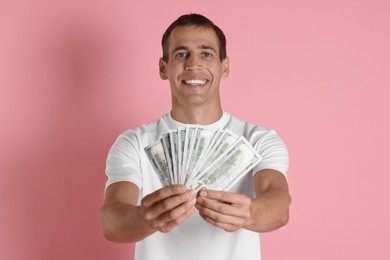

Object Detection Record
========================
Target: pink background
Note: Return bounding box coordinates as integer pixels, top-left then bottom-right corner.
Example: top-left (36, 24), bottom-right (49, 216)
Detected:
top-left (1, 0), bottom-right (389, 259)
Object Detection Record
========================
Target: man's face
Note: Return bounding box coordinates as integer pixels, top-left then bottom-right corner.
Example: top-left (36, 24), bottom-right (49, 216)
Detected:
top-left (159, 25), bottom-right (229, 108)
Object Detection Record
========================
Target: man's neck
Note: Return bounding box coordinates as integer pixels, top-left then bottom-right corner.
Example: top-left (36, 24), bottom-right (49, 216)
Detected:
top-left (171, 106), bottom-right (223, 125)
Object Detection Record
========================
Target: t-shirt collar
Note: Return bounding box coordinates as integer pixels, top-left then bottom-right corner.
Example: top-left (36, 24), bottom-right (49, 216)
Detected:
top-left (164, 111), bottom-right (231, 130)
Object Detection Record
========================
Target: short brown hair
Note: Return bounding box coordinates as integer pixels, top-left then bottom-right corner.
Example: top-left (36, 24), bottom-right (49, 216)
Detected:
top-left (161, 13), bottom-right (227, 62)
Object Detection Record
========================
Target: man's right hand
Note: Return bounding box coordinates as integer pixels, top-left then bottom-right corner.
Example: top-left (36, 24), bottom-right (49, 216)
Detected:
top-left (140, 185), bottom-right (196, 233)
top-left (101, 182), bottom-right (195, 242)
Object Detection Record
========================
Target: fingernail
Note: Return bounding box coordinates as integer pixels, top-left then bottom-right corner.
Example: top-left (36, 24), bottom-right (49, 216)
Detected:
top-left (199, 190), bottom-right (207, 197)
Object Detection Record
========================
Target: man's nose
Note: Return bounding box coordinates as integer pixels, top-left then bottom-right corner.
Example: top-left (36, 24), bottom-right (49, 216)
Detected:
top-left (185, 56), bottom-right (203, 71)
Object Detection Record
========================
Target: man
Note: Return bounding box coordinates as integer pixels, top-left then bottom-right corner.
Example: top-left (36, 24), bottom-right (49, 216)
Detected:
top-left (100, 13), bottom-right (291, 260)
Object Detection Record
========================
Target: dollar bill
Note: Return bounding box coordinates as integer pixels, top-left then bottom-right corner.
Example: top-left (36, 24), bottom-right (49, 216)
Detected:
top-left (178, 127), bottom-right (186, 183)
top-left (169, 130), bottom-right (179, 184)
top-left (181, 126), bottom-right (196, 184)
top-left (161, 133), bottom-right (174, 185)
top-left (189, 137), bottom-right (262, 192)
top-left (186, 128), bottom-right (215, 177)
top-left (188, 129), bottom-right (238, 184)
top-left (144, 141), bottom-right (172, 186)
top-left (187, 127), bottom-right (207, 173)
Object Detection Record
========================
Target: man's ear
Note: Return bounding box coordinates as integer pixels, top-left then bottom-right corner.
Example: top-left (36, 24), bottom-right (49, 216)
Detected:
top-left (221, 57), bottom-right (230, 79)
top-left (159, 58), bottom-right (168, 80)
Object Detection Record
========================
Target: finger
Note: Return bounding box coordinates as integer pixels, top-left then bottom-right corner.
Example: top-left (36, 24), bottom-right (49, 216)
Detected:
top-left (158, 195), bottom-right (196, 223)
top-left (198, 189), bottom-right (250, 206)
top-left (144, 190), bottom-right (195, 220)
top-left (158, 202), bottom-right (196, 233)
top-left (142, 185), bottom-right (188, 208)
top-left (201, 215), bottom-right (241, 232)
top-left (197, 202), bottom-right (246, 227)
top-left (197, 195), bottom-right (250, 219)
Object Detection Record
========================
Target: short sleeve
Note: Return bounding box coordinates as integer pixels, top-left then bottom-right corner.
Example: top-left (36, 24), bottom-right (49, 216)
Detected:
top-left (105, 133), bottom-right (143, 190)
top-left (251, 130), bottom-right (289, 176)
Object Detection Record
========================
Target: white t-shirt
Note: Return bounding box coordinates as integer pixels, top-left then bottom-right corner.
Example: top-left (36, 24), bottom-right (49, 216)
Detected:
top-left (105, 112), bottom-right (289, 260)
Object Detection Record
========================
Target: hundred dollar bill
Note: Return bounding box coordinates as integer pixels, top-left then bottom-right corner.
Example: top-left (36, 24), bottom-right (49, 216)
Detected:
top-left (183, 126), bottom-right (211, 182)
top-left (189, 137), bottom-right (262, 193)
top-left (186, 128), bottom-right (216, 183)
top-left (161, 133), bottom-right (174, 184)
top-left (181, 126), bottom-right (196, 184)
top-left (188, 129), bottom-right (239, 184)
top-left (144, 140), bottom-right (172, 186)
top-left (187, 129), bottom-right (223, 180)
top-left (169, 130), bottom-right (179, 184)
top-left (178, 127), bottom-right (186, 184)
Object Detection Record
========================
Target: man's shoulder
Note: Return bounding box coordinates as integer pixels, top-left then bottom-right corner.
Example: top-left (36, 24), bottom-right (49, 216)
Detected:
top-left (118, 114), bottom-right (170, 143)
top-left (226, 113), bottom-right (271, 134)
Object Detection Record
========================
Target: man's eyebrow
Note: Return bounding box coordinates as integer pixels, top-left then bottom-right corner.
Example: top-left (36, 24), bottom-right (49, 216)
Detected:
top-left (199, 45), bottom-right (216, 52)
top-left (172, 46), bottom-right (189, 53)
top-left (172, 45), bottom-right (217, 52)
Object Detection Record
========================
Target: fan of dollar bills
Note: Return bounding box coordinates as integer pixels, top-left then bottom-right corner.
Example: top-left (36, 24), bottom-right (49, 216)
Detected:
top-left (145, 127), bottom-right (262, 193)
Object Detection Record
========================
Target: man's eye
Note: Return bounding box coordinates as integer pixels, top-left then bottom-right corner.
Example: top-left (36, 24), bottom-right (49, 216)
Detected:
top-left (175, 53), bottom-right (188, 59)
top-left (202, 52), bottom-right (212, 58)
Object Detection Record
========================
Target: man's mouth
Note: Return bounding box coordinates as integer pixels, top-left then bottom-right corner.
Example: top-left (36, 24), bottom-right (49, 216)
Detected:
top-left (182, 79), bottom-right (207, 85)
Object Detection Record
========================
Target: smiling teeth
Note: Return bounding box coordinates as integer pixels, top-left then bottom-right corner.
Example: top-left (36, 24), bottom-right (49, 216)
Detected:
top-left (185, 79), bottom-right (206, 85)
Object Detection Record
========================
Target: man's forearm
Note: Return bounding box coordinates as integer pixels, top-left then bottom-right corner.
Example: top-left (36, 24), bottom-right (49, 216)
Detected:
top-left (100, 202), bottom-right (156, 243)
top-left (100, 183), bottom-right (196, 242)
top-left (246, 187), bottom-right (291, 232)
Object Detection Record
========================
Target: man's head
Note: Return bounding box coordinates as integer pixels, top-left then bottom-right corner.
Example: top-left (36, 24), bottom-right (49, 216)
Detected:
top-left (159, 14), bottom-right (229, 119)
top-left (161, 13), bottom-right (227, 62)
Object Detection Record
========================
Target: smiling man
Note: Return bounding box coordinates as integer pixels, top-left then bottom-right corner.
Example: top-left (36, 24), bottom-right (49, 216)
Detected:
top-left (100, 13), bottom-right (291, 260)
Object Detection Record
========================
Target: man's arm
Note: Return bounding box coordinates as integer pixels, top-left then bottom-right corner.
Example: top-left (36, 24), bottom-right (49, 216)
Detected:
top-left (100, 182), bottom-right (196, 242)
top-left (195, 169), bottom-right (291, 232)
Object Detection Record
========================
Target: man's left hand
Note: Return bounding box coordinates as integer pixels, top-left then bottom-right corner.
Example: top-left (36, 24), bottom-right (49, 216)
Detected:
top-left (195, 190), bottom-right (253, 232)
